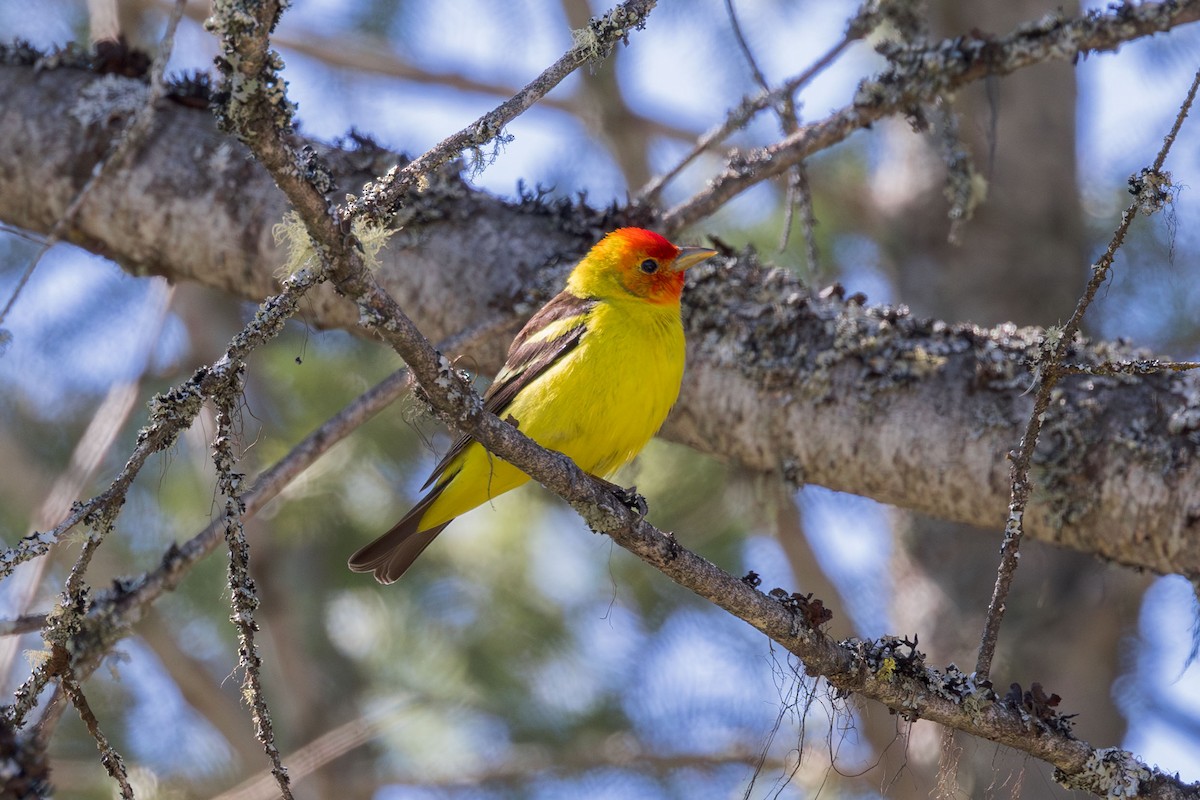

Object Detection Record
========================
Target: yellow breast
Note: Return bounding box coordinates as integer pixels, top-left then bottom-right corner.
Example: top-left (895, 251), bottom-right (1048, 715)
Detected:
top-left (420, 297), bottom-right (685, 529)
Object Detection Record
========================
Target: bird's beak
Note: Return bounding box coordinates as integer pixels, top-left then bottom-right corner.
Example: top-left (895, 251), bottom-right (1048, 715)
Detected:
top-left (671, 246), bottom-right (719, 273)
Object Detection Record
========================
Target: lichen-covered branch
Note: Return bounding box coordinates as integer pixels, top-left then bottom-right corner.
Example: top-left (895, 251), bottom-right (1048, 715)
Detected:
top-left (4, 60), bottom-right (1200, 579)
top-left (975, 68), bottom-right (1200, 683)
top-left (341, 0), bottom-right (658, 223)
top-left (661, 0), bottom-right (1200, 233)
top-left (212, 382), bottom-right (294, 800)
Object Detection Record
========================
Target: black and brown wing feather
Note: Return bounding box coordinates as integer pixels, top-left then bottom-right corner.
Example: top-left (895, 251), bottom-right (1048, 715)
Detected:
top-left (420, 290), bottom-right (596, 490)
top-left (346, 483), bottom-right (453, 583)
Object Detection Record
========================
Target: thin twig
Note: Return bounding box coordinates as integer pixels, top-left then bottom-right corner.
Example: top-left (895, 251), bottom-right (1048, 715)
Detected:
top-left (722, 0), bottom-right (820, 266)
top-left (725, 0), bottom-right (771, 91)
top-left (786, 163), bottom-right (820, 273)
top-left (211, 698), bottom-right (410, 800)
top-left (60, 668), bottom-right (134, 799)
top-left (637, 28), bottom-right (856, 206)
top-left (974, 67), bottom-right (1200, 683)
top-left (343, 0), bottom-right (658, 223)
top-left (213, 382), bottom-right (294, 799)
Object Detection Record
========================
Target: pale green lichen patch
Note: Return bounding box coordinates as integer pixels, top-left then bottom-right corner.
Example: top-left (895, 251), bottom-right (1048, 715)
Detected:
top-left (570, 3), bottom-right (649, 64)
top-left (272, 211), bottom-right (392, 279)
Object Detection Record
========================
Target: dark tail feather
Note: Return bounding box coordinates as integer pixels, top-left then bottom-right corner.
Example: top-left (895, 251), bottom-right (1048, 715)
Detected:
top-left (348, 484), bottom-right (452, 584)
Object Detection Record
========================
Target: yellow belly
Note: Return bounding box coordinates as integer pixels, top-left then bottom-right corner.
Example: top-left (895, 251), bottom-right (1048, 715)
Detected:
top-left (419, 299), bottom-right (684, 529)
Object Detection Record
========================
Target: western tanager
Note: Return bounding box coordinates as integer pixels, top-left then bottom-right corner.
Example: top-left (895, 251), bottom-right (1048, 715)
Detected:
top-left (348, 227), bottom-right (717, 583)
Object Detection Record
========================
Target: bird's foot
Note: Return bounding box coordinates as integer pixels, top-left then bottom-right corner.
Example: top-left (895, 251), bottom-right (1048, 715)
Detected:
top-left (592, 475), bottom-right (649, 517)
top-left (661, 529), bottom-right (682, 561)
top-left (612, 484), bottom-right (649, 517)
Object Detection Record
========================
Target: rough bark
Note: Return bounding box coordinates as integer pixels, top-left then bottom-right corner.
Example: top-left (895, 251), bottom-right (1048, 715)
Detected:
top-left (3, 63), bottom-right (1200, 582)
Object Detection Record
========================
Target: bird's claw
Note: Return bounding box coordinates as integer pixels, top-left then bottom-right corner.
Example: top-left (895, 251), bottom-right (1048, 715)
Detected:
top-left (613, 485), bottom-right (649, 517)
top-left (662, 529), bottom-right (681, 561)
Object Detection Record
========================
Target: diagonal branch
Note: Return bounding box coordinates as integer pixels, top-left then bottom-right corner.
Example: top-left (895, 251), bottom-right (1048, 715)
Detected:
top-left (661, 0), bottom-right (1200, 234)
top-left (60, 668), bottom-right (133, 799)
top-left (974, 66), bottom-right (1200, 683)
top-left (311, 230), bottom-right (1200, 798)
top-left (342, 0), bottom-right (659, 223)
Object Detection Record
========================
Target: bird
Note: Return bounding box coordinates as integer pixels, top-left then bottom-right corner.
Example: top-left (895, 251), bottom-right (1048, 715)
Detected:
top-left (348, 227), bottom-right (718, 583)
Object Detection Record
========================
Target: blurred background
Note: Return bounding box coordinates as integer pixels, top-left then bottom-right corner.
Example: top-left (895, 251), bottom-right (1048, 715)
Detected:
top-left (2, 0), bottom-right (1200, 797)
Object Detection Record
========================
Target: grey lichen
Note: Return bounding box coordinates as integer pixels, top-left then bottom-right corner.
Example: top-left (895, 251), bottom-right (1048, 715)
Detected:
top-left (683, 249), bottom-right (984, 407)
top-left (207, 0), bottom-right (297, 139)
top-left (1030, 386), bottom-right (1105, 532)
top-left (1168, 377), bottom-right (1200, 436)
top-left (573, 496), bottom-right (625, 533)
top-left (143, 376), bottom-right (207, 449)
top-left (1054, 747), bottom-right (1152, 799)
top-left (70, 74), bottom-right (148, 128)
top-left (1128, 167), bottom-right (1174, 216)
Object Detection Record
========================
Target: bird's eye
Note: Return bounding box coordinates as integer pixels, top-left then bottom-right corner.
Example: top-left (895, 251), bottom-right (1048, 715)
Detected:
top-left (640, 259), bottom-right (659, 274)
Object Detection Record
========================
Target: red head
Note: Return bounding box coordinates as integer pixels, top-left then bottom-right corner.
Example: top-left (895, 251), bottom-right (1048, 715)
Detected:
top-left (568, 228), bottom-right (717, 305)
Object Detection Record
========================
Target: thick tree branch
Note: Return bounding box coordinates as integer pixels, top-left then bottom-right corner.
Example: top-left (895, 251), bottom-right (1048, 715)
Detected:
top-left (3, 61), bottom-right (1200, 580)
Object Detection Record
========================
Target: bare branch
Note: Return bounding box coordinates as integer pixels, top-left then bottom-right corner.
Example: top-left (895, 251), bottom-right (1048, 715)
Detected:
top-left (637, 22), bottom-right (857, 206)
top-left (212, 700), bottom-right (409, 800)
